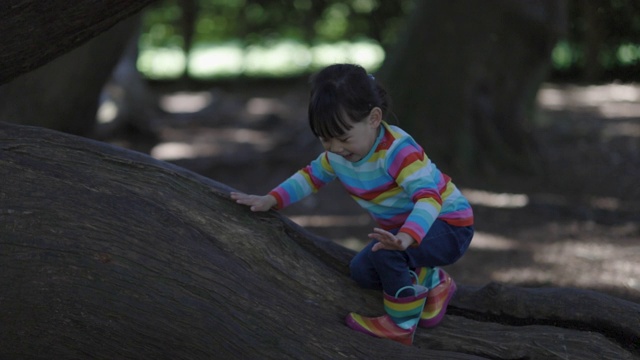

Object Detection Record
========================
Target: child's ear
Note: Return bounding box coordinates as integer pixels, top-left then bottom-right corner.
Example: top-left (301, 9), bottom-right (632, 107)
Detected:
top-left (369, 107), bottom-right (383, 127)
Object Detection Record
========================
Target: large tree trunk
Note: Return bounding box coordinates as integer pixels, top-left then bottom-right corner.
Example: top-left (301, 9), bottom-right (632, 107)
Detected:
top-left (0, 0), bottom-right (156, 85)
top-left (0, 15), bottom-right (141, 136)
top-left (380, 0), bottom-right (566, 176)
top-left (1, 122), bottom-right (638, 359)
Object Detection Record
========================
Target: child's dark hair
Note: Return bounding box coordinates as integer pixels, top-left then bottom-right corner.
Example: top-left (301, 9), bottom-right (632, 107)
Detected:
top-left (308, 63), bottom-right (391, 139)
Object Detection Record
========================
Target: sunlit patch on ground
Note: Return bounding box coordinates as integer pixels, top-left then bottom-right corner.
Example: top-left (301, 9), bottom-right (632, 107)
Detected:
top-left (325, 227), bottom-right (521, 253)
top-left (491, 239), bottom-right (640, 292)
top-left (160, 92), bottom-right (213, 113)
top-left (537, 83), bottom-right (640, 143)
top-left (462, 189), bottom-right (529, 208)
top-left (600, 121), bottom-right (640, 138)
top-left (245, 97), bottom-right (287, 116)
top-left (465, 186), bottom-right (639, 213)
top-left (289, 214), bottom-right (372, 228)
top-left (151, 141), bottom-right (221, 160)
top-left (334, 237), bottom-right (368, 251)
top-left (467, 232), bottom-right (518, 250)
top-left (289, 214), bottom-right (373, 251)
top-left (144, 86), bottom-right (307, 163)
top-left (151, 127), bottom-right (275, 161)
top-left (538, 83), bottom-right (640, 112)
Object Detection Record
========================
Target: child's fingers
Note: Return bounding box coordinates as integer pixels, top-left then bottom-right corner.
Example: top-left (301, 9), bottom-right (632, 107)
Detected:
top-left (372, 241), bottom-right (384, 251)
top-left (230, 192), bottom-right (245, 200)
top-left (372, 227), bottom-right (394, 237)
top-left (231, 193), bottom-right (253, 202)
top-left (231, 193), bottom-right (255, 207)
top-left (369, 228), bottom-right (404, 252)
top-left (371, 228), bottom-right (395, 241)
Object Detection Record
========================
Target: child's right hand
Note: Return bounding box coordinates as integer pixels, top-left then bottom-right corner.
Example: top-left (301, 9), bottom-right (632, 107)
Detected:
top-left (230, 192), bottom-right (277, 212)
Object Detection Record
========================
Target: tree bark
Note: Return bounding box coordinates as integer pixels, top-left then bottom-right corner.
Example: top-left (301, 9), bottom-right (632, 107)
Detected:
top-left (0, 0), bottom-right (156, 85)
top-left (0, 15), bottom-right (140, 136)
top-left (380, 0), bottom-right (567, 176)
top-left (1, 122), bottom-right (638, 359)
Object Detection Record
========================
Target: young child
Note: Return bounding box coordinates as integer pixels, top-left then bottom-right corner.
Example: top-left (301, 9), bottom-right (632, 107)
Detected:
top-left (231, 63), bottom-right (474, 346)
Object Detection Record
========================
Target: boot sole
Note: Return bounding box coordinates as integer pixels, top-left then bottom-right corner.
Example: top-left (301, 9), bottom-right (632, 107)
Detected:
top-left (345, 313), bottom-right (415, 346)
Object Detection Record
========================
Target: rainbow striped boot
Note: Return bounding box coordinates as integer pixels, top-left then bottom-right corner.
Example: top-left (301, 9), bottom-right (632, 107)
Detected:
top-left (345, 285), bottom-right (428, 346)
top-left (412, 267), bottom-right (457, 328)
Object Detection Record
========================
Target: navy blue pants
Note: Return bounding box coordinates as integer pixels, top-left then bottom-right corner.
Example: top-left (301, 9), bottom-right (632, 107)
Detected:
top-left (349, 219), bottom-right (473, 297)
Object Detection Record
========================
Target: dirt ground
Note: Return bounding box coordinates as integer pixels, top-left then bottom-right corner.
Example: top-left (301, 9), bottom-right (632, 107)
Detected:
top-left (113, 80), bottom-right (640, 305)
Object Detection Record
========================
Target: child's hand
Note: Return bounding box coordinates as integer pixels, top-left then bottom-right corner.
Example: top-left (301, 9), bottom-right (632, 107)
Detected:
top-left (230, 192), bottom-right (277, 212)
top-left (370, 228), bottom-right (415, 251)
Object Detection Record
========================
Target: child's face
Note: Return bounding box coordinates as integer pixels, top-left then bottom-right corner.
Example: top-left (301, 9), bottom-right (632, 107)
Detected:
top-left (319, 108), bottom-right (382, 162)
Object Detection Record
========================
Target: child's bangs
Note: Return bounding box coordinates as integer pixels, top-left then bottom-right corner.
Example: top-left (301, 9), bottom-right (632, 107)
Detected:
top-left (310, 103), bottom-right (353, 139)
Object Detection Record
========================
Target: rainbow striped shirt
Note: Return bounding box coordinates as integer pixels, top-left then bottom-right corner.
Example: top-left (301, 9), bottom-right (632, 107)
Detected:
top-left (269, 122), bottom-right (473, 244)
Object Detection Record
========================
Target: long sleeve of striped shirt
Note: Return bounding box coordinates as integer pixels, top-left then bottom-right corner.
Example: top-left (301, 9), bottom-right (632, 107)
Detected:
top-left (268, 122), bottom-right (473, 244)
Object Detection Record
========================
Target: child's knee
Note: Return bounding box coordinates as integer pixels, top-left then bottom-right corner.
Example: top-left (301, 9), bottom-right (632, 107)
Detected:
top-left (349, 258), bottom-right (378, 289)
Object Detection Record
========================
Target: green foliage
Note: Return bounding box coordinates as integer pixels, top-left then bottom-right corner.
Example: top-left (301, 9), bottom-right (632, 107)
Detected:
top-left (140, 0), bottom-right (409, 45)
top-left (315, 3), bottom-right (350, 40)
top-left (138, 0), bottom-right (408, 79)
top-left (617, 43), bottom-right (640, 65)
top-left (140, 1), bottom-right (184, 48)
top-left (551, 41), bottom-right (576, 70)
top-left (551, 0), bottom-right (640, 81)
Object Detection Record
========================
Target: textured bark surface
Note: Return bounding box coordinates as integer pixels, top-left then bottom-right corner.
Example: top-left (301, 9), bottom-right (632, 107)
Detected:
top-left (0, 0), bottom-right (156, 84)
top-left (1, 122), bottom-right (638, 359)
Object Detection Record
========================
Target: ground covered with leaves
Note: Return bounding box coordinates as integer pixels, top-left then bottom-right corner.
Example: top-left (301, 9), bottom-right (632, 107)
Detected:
top-left (115, 80), bottom-right (640, 305)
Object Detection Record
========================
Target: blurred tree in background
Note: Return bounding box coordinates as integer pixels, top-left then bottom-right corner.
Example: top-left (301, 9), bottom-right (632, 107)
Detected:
top-left (380, 0), bottom-right (566, 176)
